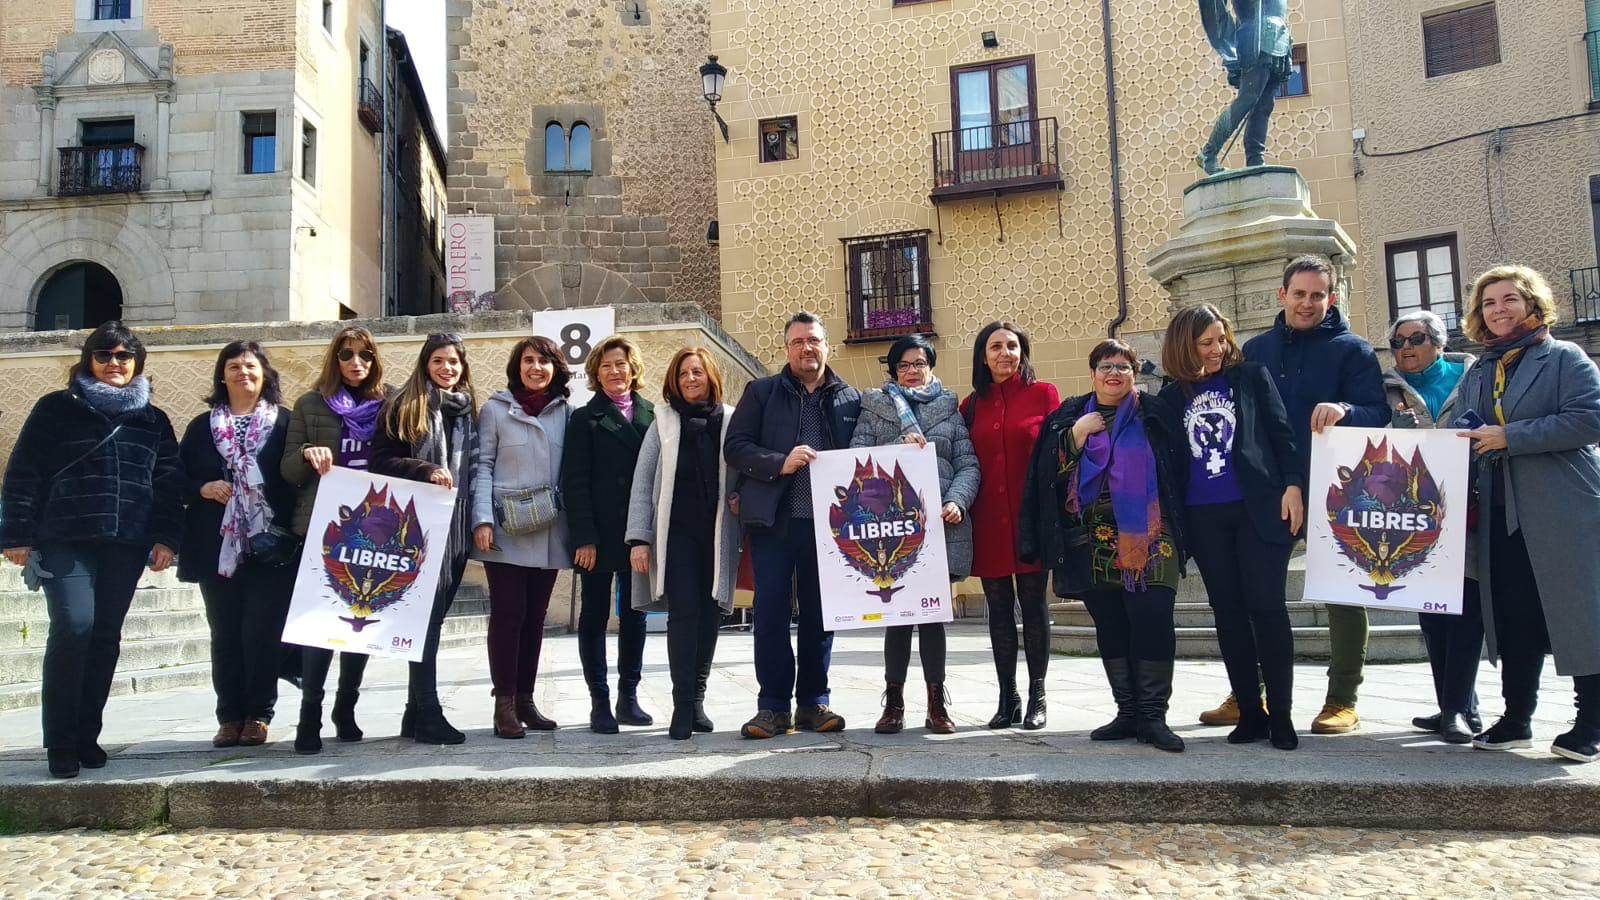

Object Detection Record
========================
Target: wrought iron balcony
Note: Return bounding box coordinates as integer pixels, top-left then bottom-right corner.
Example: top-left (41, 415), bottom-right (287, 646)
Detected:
top-left (1574, 266), bottom-right (1600, 324)
top-left (1587, 31), bottom-right (1600, 109)
top-left (358, 77), bottom-right (383, 134)
top-left (930, 116), bottom-right (1063, 202)
top-left (57, 144), bottom-right (143, 197)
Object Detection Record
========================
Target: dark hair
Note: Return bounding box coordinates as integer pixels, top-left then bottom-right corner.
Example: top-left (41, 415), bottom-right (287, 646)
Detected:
top-left (506, 336), bottom-right (571, 397)
top-left (69, 320), bottom-right (147, 385)
top-left (884, 333), bottom-right (936, 378)
top-left (1281, 254), bottom-right (1337, 291)
top-left (783, 311), bottom-right (826, 339)
top-left (969, 320), bottom-right (1036, 397)
top-left (203, 340), bottom-right (284, 407)
top-left (1088, 338), bottom-right (1138, 371)
top-left (384, 333), bottom-right (478, 444)
top-left (315, 326), bottom-right (386, 401)
top-left (1161, 304), bottom-right (1243, 384)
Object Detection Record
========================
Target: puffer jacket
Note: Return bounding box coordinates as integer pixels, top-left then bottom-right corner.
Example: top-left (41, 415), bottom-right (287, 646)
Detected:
top-left (280, 386), bottom-right (394, 536)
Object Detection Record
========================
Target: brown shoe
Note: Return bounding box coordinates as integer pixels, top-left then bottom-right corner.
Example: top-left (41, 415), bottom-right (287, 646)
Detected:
top-left (925, 683), bottom-right (955, 735)
top-left (1198, 693), bottom-right (1240, 726)
top-left (740, 710), bottom-right (793, 739)
top-left (238, 720), bottom-right (269, 746)
top-left (494, 695), bottom-right (526, 739)
top-left (796, 704), bottom-right (845, 733)
top-left (1311, 703), bottom-right (1360, 735)
top-left (515, 692), bottom-right (558, 731)
top-left (212, 721), bottom-right (244, 748)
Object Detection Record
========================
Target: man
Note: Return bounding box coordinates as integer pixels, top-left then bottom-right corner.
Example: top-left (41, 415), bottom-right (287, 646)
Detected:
top-left (1201, 255), bottom-right (1388, 734)
top-left (725, 312), bottom-right (861, 738)
top-left (1196, 0), bottom-right (1293, 174)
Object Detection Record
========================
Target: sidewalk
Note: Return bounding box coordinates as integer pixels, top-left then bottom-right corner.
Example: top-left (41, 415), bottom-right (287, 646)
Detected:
top-left (2, 624), bottom-right (1596, 833)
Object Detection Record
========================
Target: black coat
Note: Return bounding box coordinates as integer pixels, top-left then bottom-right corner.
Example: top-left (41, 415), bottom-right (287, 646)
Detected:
top-left (724, 366), bottom-right (861, 530)
top-left (1157, 361), bottom-right (1303, 545)
top-left (1, 385), bottom-right (184, 553)
top-left (1018, 391), bottom-right (1188, 591)
top-left (562, 391), bottom-right (654, 573)
top-left (176, 407), bottom-right (296, 583)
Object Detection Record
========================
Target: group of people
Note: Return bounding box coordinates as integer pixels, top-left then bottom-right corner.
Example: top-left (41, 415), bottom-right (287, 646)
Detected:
top-left (5, 254), bottom-right (1599, 780)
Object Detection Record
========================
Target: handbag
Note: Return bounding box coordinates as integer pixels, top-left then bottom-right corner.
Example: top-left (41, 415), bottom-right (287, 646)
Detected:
top-left (497, 485), bottom-right (561, 536)
top-left (247, 524), bottom-right (302, 567)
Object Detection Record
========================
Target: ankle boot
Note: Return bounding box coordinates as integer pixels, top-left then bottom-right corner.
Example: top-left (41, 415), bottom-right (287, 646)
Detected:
top-left (875, 682), bottom-right (906, 734)
top-left (1269, 711), bottom-right (1299, 750)
top-left (515, 692), bottom-right (557, 731)
top-left (330, 689), bottom-right (363, 742)
top-left (925, 683), bottom-right (955, 734)
top-left (1022, 678), bottom-right (1047, 730)
top-left (413, 707), bottom-right (465, 745)
top-left (1090, 659), bottom-right (1138, 741)
top-left (1134, 659), bottom-right (1184, 752)
top-left (590, 692), bottom-right (620, 734)
top-left (669, 706), bottom-right (695, 741)
top-left (294, 696), bottom-right (323, 755)
top-left (987, 680), bottom-right (1023, 729)
top-left (616, 686), bottom-right (654, 727)
top-left (493, 695), bottom-right (525, 739)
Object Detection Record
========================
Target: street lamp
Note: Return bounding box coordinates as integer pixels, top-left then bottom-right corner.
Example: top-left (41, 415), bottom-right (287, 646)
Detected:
top-left (699, 54), bottom-right (730, 143)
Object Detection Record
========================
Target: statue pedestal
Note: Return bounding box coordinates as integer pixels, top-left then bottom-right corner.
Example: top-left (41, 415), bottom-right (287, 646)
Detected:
top-left (1144, 166), bottom-right (1357, 335)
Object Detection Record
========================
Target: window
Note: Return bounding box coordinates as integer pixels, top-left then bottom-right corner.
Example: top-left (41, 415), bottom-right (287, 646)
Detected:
top-left (844, 231), bottom-right (933, 341)
top-left (759, 116), bottom-right (799, 162)
top-left (1386, 235), bottom-right (1461, 330)
top-left (544, 122), bottom-right (566, 172)
top-left (81, 118), bottom-right (134, 147)
top-left (322, 0), bottom-right (334, 33)
top-left (1276, 45), bottom-right (1309, 98)
top-left (359, 40), bottom-right (370, 80)
top-left (544, 122), bottom-right (593, 172)
top-left (1423, 3), bottom-right (1500, 78)
top-left (951, 57), bottom-right (1036, 151)
top-left (243, 112), bottom-right (277, 174)
top-left (568, 123), bottom-right (592, 171)
top-left (93, 0), bottom-right (131, 19)
top-left (300, 120), bottom-right (317, 184)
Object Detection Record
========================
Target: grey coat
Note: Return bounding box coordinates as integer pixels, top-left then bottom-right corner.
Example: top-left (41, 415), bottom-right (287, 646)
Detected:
top-left (849, 385), bottom-right (981, 581)
top-left (1459, 339), bottom-right (1600, 676)
top-left (625, 404), bottom-right (741, 614)
top-left (470, 391), bottom-right (573, 570)
top-left (1383, 352), bottom-right (1478, 428)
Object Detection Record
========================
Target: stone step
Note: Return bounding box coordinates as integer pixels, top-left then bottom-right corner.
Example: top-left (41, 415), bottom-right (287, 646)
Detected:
top-left (0, 635), bottom-right (213, 687)
top-left (1049, 624), bottom-right (1429, 663)
top-left (0, 609), bottom-right (214, 651)
top-left (1050, 601), bottom-right (1418, 630)
top-left (0, 563), bottom-right (185, 594)
top-left (0, 586), bottom-right (204, 621)
top-left (0, 660), bottom-right (215, 713)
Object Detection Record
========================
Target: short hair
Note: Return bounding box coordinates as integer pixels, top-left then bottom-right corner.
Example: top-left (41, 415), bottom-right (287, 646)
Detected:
top-left (1088, 338), bottom-right (1139, 371)
top-left (203, 340), bottom-right (284, 407)
top-left (1282, 254), bottom-right (1337, 291)
top-left (1387, 310), bottom-right (1449, 349)
top-left (661, 346), bottom-right (725, 407)
top-left (506, 335), bottom-right (572, 397)
top-left (969, 320), bottom-right (1037, 397)
top-left (1463, 265), bottom-right (1559, 344)
top-left (69, 320), bottom-right (147, 386)
top-left (583, 335), bottom-right (644, 394)
top-left (315, 325), bottom-right (386, 401)
top-left (783, 311), bottom-right (826, 340)
top-left (1161, 304), bottom-right (1243, 383)
top-left (884, 333), bottom-right (937, 378)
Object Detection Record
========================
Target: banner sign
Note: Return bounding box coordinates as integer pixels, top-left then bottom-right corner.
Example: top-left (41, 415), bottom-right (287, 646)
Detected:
top-left (445, 215), bottom-right (496, 313)
top-left (1305, 427), bottom-right (1471, 615)
top-left (281, 467), bottom-right (457, 661)
top-left (534, 306), bottom-right (615, 405)
top-left (808, 444), bottom-right (954, 631)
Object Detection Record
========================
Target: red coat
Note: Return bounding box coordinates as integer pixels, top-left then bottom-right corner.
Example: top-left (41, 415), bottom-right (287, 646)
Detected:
top-left (961, 376), bottom-right (1060, 578)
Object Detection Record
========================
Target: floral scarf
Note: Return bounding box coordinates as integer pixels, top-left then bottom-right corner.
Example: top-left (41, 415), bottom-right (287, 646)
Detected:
top-left (1065, 392), bottom-right (1164, 590)
top-left (883, 375), bottom-right (944, 439)
top-left (210, 400), bottom-right (278, 577)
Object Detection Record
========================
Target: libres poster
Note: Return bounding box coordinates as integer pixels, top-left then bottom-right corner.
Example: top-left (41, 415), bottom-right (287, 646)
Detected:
top-left (281, 467), bottom-right (457, 661)
top-left (1304, 427), bottom-right (1471, 615)
top-left (807, 444), bottom-right (953, 631)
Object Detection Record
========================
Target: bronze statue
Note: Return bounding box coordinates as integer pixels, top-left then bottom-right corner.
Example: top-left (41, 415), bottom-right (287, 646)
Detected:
top-left (1196, 0), bottom-right (1293, 175)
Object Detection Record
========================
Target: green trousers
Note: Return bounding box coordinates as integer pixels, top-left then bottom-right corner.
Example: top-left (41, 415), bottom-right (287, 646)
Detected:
top-left (1324, 603), bottom-right (1370, 707)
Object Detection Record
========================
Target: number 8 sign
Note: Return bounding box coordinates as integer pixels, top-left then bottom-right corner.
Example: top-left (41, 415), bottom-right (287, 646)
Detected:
top-left (533, 307), bottom-right (616, 405)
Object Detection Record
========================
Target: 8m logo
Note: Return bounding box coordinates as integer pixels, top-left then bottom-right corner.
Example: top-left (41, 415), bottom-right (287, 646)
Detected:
top-left (391, 636), bottom-right (413, 650)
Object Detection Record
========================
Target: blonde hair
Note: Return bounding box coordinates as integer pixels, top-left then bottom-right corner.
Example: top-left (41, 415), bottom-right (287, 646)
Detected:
top-left (382, 334), bottom-right (478, 445)
top-left (315, 326), bottom-right (386, 401)
top-left (583, 335), bottom-right (644, 394)
top-left (1462, 265), bottom-right (1559, 343)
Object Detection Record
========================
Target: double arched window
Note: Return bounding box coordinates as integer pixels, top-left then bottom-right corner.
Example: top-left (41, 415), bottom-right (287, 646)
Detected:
top-left (544, 121), bottom-right (592, 173)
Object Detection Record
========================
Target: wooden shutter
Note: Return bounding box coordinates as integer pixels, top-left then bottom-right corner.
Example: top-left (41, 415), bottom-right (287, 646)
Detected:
top-left (1423, 3), bottom-right (1501, 77)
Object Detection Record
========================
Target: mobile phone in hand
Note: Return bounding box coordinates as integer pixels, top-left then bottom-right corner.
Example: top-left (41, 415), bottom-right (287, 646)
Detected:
top-left (1453, 409), bottom-right (1485, 430)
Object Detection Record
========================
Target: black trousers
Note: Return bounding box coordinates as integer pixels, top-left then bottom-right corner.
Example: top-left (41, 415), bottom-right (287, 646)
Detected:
top-left (577, 568), bottom-right (646, 697)
top-left (37, 542), bottom-right (147, 752)
top-left (1081, 584), bottom-right (1177, 662)
top-left (299, 648), bottom-right (369, 705)
top-left (409, 553), bottom-right (469, 715)
top-left (884, 624), bottom-right (946, 684)
top-left (1418, 578), bottom-right (1484, 717)
top-left (1185, 502), bottom-right (1295, 718)
top-left (200, 560), bottom-right (294, 725)
top-left (664, 528), bottom-right (720, 708)
top-left (981, 572), bottom-right (1050, 685)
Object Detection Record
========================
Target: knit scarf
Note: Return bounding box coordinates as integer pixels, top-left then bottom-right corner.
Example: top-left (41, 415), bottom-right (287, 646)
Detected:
top-left (210, 400), bottom-right (278, 578)
top-left (1067, 393), bottom-right (1163, 590)
top-left (511, 385), bottom-right (553, 418)
top-left (418, 386), bottom-right (473, 481)
top-left (1476, 316), bottom-right (1549, 426)
top-left (325, 386), bottom-right (382, 443)
top-left (883, 375), bottom-right (944, 439)
top-left (671, 397), bottom-right (724, 517)
top-left (74, 373), bottom-right (150, 420)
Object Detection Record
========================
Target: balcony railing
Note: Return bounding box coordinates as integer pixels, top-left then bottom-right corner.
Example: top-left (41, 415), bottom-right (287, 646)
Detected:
top-left (930, 116), bottom-right (1062, 201)
top-left (1574, 266), bottom-right (1600, 324)
top-left (57, 144), bottom-right (143, 197)
top-left (1587, 31), bottom-right (1600, 109)
top-left (358, 77), bottom-right (383, 133)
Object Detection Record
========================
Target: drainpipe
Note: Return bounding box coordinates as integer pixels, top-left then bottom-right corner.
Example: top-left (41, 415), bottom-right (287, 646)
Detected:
top-left (379, 0), bottom-right (391, 316)
top-left (1100, 0), bottom-right (1129, 337)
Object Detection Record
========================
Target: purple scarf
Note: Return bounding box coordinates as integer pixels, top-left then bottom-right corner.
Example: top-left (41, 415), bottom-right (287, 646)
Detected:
top-left (1068, 392), bottom-right (1164, 589)
top-left (326, 387), bottom-right (382, 468)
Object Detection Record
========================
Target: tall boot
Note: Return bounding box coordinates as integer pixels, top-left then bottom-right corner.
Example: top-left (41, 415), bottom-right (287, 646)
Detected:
top-left (875, 682), bottom-right (906, 734)
top-left (925, 683), bottom-right (955, 734)
top-left (1134, 659), bottom-right (1184, 752)
top-left (294, 687), bottom-right (324, 755)
top-left (1022, 678), bottom-right (1048, 730)
top-left (692, 618), bottom-right (718, 733)
top-left (984, 579), bottom-right (1022, 729)
top-left (493, 694), bottom-right (525, 739)
top-left (330, 652), bottom-right (367, 742)
top-left (1090, 659), bottom-right (1138, 741)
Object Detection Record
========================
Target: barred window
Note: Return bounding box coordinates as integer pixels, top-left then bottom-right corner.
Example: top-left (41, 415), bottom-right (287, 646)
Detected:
top-left (844, 231), bottom-right (933, 342)
top-left (1422, 3), bottom-right (1500, 78)
top-left (1386, 235), bottom-right (1461, 330)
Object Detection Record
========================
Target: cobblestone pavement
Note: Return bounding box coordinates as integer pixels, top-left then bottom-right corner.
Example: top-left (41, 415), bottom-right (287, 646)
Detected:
top-left (3, 819), bottom-right (1599, 899)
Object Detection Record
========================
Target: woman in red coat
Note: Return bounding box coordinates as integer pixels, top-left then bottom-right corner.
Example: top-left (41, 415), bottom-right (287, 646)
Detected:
top-left (961, 321), bottom-right (1060, 729)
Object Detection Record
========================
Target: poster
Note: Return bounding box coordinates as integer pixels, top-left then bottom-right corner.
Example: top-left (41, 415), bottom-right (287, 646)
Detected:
top-left (534, 306), bottom-right (615, 405)
top-left (445, 215), bottom-right (496, 312)
top-left (281, 467), bottom-right (457, 661)
top-left (808, 443), bottom-right (954, 631)
top-left (1304, 427), bottom-right (1471, 615)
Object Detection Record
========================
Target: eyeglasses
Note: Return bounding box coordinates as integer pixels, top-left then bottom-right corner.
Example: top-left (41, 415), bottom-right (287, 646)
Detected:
top-left (895, 360), bottom-right (930, 373)
top-left (338, 348), bottom-right (376, 363)
top-left (787, 337), bottom-right (825, 350)
top-left (92, 350), bottom-right (136, 365)
top-left (1094, 363), bottom-right (1134, 375)
top-left (1389, 333), bottom-right (1432, 350)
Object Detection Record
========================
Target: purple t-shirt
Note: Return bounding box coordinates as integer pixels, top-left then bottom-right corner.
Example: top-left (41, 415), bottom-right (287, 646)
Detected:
top-left (1184, 373), bottom-right (1243, 506)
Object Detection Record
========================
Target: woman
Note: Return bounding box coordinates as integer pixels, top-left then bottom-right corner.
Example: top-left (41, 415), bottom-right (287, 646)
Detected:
top-left (178, 341), bottom-right (297, 749)
top-left (563, 336), bottom-right (655, 733)
top-left (961, 321), bottom-right (1059, 730)
top-left (1, 322), bottom-right (183, 778)
top-left (281, 326), bottom-right (390, 754)
top-left (1384, 310), bottom-right (1483, 744)
top-left (1020, 339), bottom-right (1187, 752)
top-left (851, 335), bottom-right (979, 734)
top-left (1158, 305), bottom-right (1303, 751)
top-left (472, 337), bottom-right (572, 739)
top-left (626, 348), bottom-right (740, 740)
top-left (371, 333), bottom-right (478, 745)
top-left (1455, 266), bottom-right (1600, 763)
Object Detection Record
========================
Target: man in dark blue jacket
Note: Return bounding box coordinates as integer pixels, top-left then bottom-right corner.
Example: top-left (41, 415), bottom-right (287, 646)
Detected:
top-left (724, 312), bottom-right (861, 739)
top-left (1225, 254), bottom-right (1387, 736)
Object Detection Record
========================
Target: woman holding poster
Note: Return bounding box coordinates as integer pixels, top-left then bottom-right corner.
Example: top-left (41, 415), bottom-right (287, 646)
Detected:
top-left (1020, 339), bottom-right (1188, 752)
top-left (371, 333), bottom-right (479, 745)
top-left (850, 335), bottom-right (979, 735)
top-left (1158, 305), bottom-right (1303, 751)
top-left (1456, 266), bottom-right (1600, 763)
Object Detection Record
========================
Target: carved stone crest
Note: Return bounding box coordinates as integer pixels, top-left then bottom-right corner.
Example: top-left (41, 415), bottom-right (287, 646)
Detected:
top-left (86, 49), bottom-right (126, 85)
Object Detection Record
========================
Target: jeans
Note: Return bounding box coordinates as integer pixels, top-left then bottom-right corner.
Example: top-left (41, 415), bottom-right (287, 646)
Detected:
top-left (577, 569), bottom-right (646, 698)
top-left (36, 542), bottom-right (147, 751)
top-left (1418, 579), bottom-right (1484, 717)
top-left (483, 562), bottom-right (558, 697)
top-left (749, 523), bottom-right (833, 713)
top-left (981, 572), bottom-right (1050, 686)
top-left (199, 560), bottom-right (294, 725)
top-left (1201, 63), bottom-right (1282, 164)
top-left (1081, 584), bottom-right (1177, 662)
top-left (884, 623), bottom-right (946, 684)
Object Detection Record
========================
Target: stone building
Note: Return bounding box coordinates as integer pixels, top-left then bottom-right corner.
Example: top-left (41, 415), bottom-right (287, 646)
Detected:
top-left (444, 0), bottom-right (719, 314)
top-left (387, 26), bottom-right (448, 317)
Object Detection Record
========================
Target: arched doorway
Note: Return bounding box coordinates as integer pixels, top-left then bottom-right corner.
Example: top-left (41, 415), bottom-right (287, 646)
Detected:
top-left (34, 262), bottom-right (122, 331)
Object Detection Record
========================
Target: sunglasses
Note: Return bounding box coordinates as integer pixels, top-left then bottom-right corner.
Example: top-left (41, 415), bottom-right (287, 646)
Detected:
top-left (1389, 332), bottom-right (1431, 349)
top-left (338, 348), bottom-right (376, 363)
top-left (92, 350), bottom-right (137, 364)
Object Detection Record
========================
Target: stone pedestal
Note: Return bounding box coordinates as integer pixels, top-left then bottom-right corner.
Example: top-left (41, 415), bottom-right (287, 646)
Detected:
top-left (1144, 166), bottom-right (1357, 335)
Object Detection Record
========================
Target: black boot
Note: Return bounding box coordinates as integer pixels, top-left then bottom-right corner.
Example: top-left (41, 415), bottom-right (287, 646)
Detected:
top-left (987, 680), bottom-right (1023, 729)
top-left (295, 690), bottom-right (324, 755)
top-left (669, 706), bottom-right (695, 741)
top-left (47, 749), bottom-right (80, 779)
top-left (409, 657), bottom-right (463, 745)
top-left (330, 689), bottom-right (363, 743)
top-left (616, 686), bottom-right (654, 727)
top-left (399, 703), bottom-right (415, 739)
top-left (1134, 660), bottom-right (1184, 752)
top-left (1022, 678), bottom-right (1047, 730)
top-left (1090, 659), bottom-right (1138, 741)
top-left (412, 707), bottom-right (465, 745)
top-left (590, 691), bottom-right (620, 734)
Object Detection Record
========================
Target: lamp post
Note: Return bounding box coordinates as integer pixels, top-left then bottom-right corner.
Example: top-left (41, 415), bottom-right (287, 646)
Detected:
top-left (699, 54), bottom-right (730, 143)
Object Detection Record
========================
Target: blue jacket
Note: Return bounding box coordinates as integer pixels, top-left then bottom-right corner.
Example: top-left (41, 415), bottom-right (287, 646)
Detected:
top-left (724, 366), bottom-right (860, 530)
top-left (1241, 305), bottom-right (1388, 481)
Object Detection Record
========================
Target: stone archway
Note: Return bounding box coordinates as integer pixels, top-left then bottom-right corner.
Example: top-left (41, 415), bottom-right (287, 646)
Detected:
top-left (33, 261), bottom-right (123, 331)
top-left (0, 206), bottom-right (173, 330)
top-left (494, 262), bottom-right (649, 311)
